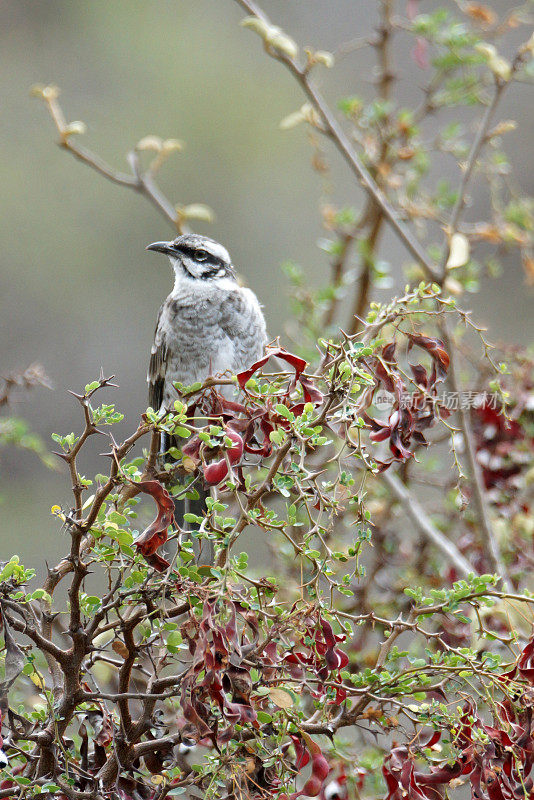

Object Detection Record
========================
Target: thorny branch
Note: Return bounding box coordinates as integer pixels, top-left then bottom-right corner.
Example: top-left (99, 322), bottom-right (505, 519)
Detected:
top-left (234, 0), bottom-right (532, 588)
top-left (381, 470), bottom-right (475, 577)
top-left (2, 303), bottom-right (532, 797)
top-left (234, 0), bottom-right (442, 282)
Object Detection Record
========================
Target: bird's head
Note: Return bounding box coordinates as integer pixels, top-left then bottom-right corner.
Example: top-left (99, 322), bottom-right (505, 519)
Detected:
top-left (146, 233), bottom-right (236, 282)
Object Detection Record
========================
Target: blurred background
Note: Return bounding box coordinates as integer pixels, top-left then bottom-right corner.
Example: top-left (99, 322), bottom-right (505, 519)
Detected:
top-left (1, 0), bottom-right (532, 565)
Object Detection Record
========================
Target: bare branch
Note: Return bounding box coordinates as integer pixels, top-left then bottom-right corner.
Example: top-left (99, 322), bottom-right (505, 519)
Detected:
top-left (441, 319), bottom-right (512, 589)
top-left (233, 0), bottom-right (441, 281)
top-left (35, 86), bottom-right (180, 230)
top-left (381, 470), bottom-right (476, 578)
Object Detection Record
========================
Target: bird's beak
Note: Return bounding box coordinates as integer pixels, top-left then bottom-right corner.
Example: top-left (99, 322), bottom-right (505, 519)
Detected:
top-left (146, 241), bottom-right (174, 254)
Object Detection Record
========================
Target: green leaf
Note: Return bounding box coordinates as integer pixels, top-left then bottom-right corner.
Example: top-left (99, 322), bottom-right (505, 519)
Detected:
top-left (275, 404), bottom-right (293, 420)
top-left (166, 631), bottom-right (183, 652)
top-left (107, 511), bottom-right (127, 525)
top-left (183, 513), bottom-right (203, 524)
top-left (29, 589), bottom-right (52, 603)
top-left (173, 427), bottom-right (191, 438)
top-left (269, 429), bottom-right (286, 446)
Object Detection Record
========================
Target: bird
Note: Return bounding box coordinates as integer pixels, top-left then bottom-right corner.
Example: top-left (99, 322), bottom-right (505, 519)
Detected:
top-left (146, 233), bottom-right (267, 549)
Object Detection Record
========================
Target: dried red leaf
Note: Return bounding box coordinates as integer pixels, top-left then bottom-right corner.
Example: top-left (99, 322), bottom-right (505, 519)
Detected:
top-left (517, 637), bottom-right (534, 684)
top-left (237, 347), bottom-right (323, 408)
top-left (407, 334), bottom-right (450, 380)
top-left (134, 480), bottom-right (174, 571)
top-left (237, 348), bottom-right (308, 389)
top-left (203, 459), bottom-right (229, 485)
top-left (412, 37), bottom-right (429, 69)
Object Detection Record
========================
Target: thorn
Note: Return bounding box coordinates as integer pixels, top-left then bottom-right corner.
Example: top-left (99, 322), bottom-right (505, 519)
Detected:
top-left (42, 610), bottom-right (62, 623)
top-left (99, 372), bottom-right (118, 389)
top-left (67, 389), bottom-right (85, 402)
top-left (45, 562), bottom-right (58, 579)
top-left (52, 451), bottom-right (71, 463)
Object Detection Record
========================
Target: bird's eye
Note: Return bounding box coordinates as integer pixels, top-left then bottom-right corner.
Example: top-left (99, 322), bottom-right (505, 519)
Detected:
top-left (195, 249), bottom-right (209, 262)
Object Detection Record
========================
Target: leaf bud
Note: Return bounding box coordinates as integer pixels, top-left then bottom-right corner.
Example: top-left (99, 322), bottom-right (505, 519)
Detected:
top-left (177, 203), bottom-right (215, 223)
top-left (314, 50), bottom-right (335, 68)
top-left (241, 16), bottom-right (298, 59)
top-left (161, 138), bottom-right (184, 153)
top-left (475, 43), bottom-right (512, 81)
top-left (444, 277), bottom-right (464, 296)
top-left (446, 233), bottom-right (470, 269)
top-left (240, 16), bottom-right (271, 37)
top-left (63, 120), bottom-right (87, 136)
top-left (136, 135), bottom-right (163, 152)
top-left (519, 31), bottom-right (534, 56)
top-left (280, 102), bottom-right (319, 130)
top-left (489, 120), bottom-right (517, 137)
top-left (30, 84), bottom-right (60, 100)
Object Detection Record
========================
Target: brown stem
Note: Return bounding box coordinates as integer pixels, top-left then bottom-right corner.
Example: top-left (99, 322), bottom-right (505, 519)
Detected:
top-left (322, 230), bottom-right (356, 330)
top-left (349, 207), bottom-right (385, 334)
top-left (233, 0), bottom-right (440, 281)
top-left (437, 82), bottom-right (510, 279)
top-left (40, 90), bottom-right (180, 230)
top-left (381, 470), bottom-right (476, 577)
top-left (441, 319), bottom-right (511, 589)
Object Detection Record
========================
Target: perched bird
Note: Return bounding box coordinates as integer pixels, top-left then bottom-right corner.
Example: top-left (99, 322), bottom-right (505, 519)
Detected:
top-left (146, 233), bottom-right (267, 544)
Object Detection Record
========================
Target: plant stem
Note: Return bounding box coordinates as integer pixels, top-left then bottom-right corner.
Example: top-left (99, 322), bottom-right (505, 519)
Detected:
top-left (233, 0), bottom-right (440, 281)
top-left (381, 470), bottom-right (476, 578)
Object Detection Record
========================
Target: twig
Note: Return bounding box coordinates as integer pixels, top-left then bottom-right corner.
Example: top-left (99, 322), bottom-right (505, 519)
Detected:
top-left (37, 87), bottom-right (179, 230)
top-left (441, 319), bottom-right (511, 589)
top-left (233, 0), bottom-right (441, 281)
top-left (347, 1), bottom-right (394, 333)
top-left (381, 470), bottom-right (476, 578)
top-left (321, 229), bottom-right (356, 330)
top-left (438, 45), bottom-right (530, 281)
top-left (438, 85), bottom-right (505, 278)
top-left (433, 68), bottom-right (521, 588)
top-left (0, 364), bottom-right (51, 408)
top-left (349, 205), bottom-right (384, 334)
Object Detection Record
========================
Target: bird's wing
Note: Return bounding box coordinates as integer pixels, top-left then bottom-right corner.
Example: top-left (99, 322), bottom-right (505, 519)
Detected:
top-left (147, 305), bottom-right (168, 411)
top-left (219, 288), bottom-right (267, 369)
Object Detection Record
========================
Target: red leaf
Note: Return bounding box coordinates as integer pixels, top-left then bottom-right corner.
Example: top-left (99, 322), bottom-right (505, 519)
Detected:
top-left (410, 364), bottom-right (428, 388)
top-left (407, 334), bottom-right (450, 380)
top-left (517, 637), bottom-right (534, 684)
top-left (238, 348), bottom-right (305, 388)
top-left (225, 429), bottom-right (244, 464)
top-left (412, 38), bottom-right (429, 69)
top-left (390, 427), bottom-right (413, 460)
top-left (182, 435), bottom-right (201, 459)
top-left (300, 376), bottom-right (323, 405)
top-left (374, 360), bottom-right (396, 393)
top-left (203, 459), bottom-right (229, 485)
top-left (237, 347), bottom-right (307, 388)
top-left (382, 342), bottom-right (397, 362)
top-left (134, 480), bottom-right (174, 571)
top-left (290, 734), bottom-right (310, 770)
top-left (144, 552), bottom-right (171, 571)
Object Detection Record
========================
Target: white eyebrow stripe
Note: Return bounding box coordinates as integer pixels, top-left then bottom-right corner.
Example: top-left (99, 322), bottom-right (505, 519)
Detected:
top-left (204, 241), bottom-right (230, 263)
